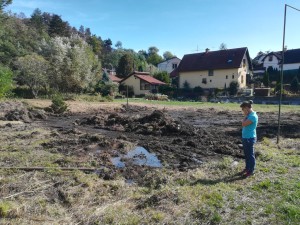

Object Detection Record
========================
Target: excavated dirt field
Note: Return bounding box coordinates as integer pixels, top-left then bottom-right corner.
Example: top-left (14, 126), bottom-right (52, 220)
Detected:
top-left (0, 101), bottom-right (299, 182)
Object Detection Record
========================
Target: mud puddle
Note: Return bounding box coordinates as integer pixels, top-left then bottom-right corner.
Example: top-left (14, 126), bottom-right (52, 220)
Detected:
top-left (111, 146), bottom-right (162, 168)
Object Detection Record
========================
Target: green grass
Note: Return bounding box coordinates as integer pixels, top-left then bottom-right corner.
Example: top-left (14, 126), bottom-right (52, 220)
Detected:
top-left (0, 138), bottom-right (299, 224)
top-left (114, 98), bottom-right (300, 112)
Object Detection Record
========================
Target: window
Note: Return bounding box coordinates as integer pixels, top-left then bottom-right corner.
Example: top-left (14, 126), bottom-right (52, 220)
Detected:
top-left (140, 80), bottom-right (151, 90)
top-left (232, 74), bottom-right (235, 79)
top-left (210, 80), bottom-right (212, 82)
top-left (226, 75), bottom-right (228, 79)
top-left (268, 55), bottom-right (273, 61)
top-left (202, 78), bottom-right (207, 84)
top-left (241, 75), bottom-right (244, 83)
top-left (172, 63), bottom-right (177, 69)
top-left (243, 59), bottom-right (246, 67)
top-left (208, 69), bottom-right (214, 76)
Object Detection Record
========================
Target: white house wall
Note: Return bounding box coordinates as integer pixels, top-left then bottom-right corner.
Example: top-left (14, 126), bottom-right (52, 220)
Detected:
top-left (283, 63), bottom-right (300, 70)
top-left (158, 58), bottom-right (181, 73)
top-left (179, 68), bottom-right (246, 89)
top-left (263, 55), bottom-right (280, 70)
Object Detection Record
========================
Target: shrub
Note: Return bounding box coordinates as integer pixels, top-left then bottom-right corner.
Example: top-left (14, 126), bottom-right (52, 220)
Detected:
top-left (290, 76), bottom-right (299, 93)
top-left (0, 65), bottom-right (14, 98)
top-left (193, 86), bottom-right (203, 95)
top-left (158, 85), bottom-right (177, 98)
top-left (229, 81), bottom-right (239, 96)
top-left (95, 81), bottom-right (118, 96)
top-left (50, 94), bottom-right (68, 114)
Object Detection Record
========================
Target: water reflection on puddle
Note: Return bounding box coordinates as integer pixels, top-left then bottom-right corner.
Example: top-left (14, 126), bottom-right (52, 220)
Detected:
top-left (111, 146), bottom-right (162, 168)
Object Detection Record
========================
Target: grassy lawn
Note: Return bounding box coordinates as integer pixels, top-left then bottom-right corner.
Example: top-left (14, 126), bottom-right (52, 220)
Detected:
top-left (114, 98), bottom-right (300, 113)
top-left (1, 136), bottom-right (299, 224)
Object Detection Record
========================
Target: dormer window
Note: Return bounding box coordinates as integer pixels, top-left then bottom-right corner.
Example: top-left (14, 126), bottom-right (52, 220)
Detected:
top-left (269, 55), bottom-right (273, 61)
top-left (172, 63), bottom-right (177, 69)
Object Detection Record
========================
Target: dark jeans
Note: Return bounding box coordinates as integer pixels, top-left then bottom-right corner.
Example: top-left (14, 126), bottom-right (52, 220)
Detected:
top-left (242, 138), bottom-right (256, 173)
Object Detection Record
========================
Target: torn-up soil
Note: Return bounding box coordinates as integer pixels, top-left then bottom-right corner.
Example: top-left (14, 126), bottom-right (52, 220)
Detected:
top-left (1, 101), bottom-right (299, 181)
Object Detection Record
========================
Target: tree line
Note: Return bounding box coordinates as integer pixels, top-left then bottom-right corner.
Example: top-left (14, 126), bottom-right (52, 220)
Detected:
top-left (0, 1), bottom-right (175, 98)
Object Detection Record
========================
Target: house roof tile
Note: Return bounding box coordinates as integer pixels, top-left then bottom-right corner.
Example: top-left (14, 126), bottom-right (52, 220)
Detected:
top-left (135, 75), bottom-right (166, 85)
top-left (284, 48), bottom-right (300, 64)
top-left (120, 71), bottom-right (166, 85)
top-left (178, 47), bottom-right (252, 72)
top-left (109, 74), bottom-right (122, 82)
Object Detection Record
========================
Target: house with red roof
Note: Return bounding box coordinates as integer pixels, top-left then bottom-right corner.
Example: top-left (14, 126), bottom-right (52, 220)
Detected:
top-left (109, 74), bottom-right (122, 83)
top-left (178, 47), bottom-right (252, 89)
top-left (120, 71), bottom-right (166, 96)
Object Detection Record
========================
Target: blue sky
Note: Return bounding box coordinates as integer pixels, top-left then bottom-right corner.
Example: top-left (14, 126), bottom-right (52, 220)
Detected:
top-left (5, 0), bottom-right (300, 59)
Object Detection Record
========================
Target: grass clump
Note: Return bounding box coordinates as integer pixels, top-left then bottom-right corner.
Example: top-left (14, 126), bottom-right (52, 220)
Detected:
top-left (0, 201), bottom-right (12, 218)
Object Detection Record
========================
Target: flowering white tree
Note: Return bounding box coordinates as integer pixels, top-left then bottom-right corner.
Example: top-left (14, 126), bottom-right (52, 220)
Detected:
top-left (40, 35), bottom-right (101, 93)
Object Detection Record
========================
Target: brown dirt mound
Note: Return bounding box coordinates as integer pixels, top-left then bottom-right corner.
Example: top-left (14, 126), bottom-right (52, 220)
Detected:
top-left (81, 110), bottom-right (197, 136)
top-left (0, 101), bottom-right (47, 122)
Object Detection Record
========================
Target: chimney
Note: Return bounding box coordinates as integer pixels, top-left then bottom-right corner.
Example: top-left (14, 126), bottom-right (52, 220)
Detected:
top-left (205, 48), bottom-right (210, 53)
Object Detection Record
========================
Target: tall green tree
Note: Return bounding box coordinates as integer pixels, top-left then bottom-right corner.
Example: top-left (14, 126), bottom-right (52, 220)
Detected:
top-left (87, 35), bottom-right (102, 56)
top-left (15, 53), bottom-right (49, 98)
top-left (147, 46), bottom-right (163, 66)
top-left (163, 51), bottom-right (174, 60)
top-left (48, 14), bottom-right (70, 37)
top-left (262, 71), bottom-right (270, 87)
top-left (30, 8), bottom-right (46, 34)
top-left (116, 53), bottom-right (134, 78)
top-left (115, 41), bottom-right (122, 49)
top-left (0, 15), bottom-right (41, 66)
top-left (147, 47), bottom-right (163, 66)
top-left (0, 0), bottom-right (12, 11)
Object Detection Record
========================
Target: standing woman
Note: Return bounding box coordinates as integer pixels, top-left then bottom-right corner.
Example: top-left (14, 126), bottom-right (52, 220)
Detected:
top-left (240, 100), bottom-right (258, 177)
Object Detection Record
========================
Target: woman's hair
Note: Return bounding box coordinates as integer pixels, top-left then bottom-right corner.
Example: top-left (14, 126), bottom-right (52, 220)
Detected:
top-left (240, 100), bottom-right (253, 108)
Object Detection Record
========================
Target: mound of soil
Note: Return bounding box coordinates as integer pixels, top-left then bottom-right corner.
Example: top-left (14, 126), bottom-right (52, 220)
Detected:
top-left (81, 110), bottom-right (197, 136)
top-left (0, 101), bottom-right (47, 122)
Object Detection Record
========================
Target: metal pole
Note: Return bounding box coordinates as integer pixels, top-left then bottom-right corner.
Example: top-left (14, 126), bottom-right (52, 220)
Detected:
top-left (277, 4), bottom-right (287, 144)
top-left (277, 4), bottom-right (300, 144)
